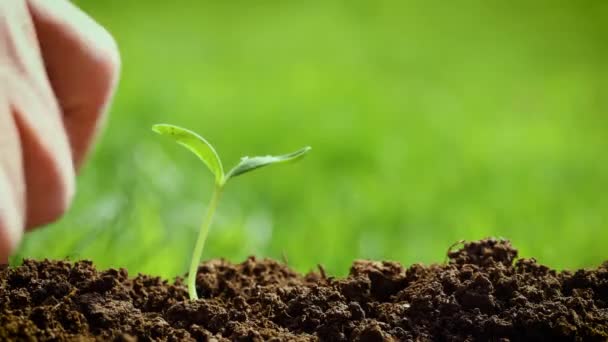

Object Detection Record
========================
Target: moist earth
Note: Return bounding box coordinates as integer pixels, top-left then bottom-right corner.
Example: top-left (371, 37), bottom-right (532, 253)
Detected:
top-left (0, 239), bottom-right (607, 341)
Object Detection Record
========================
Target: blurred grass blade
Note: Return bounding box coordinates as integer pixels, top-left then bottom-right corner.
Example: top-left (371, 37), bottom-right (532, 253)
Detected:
top-left (225, 146), bottom-right (311, 182)
top-left (152, 124), bottom-right (224, 185)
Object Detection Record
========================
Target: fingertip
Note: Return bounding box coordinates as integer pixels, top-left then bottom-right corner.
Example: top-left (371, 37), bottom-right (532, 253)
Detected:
top-left (21, 138), bottom-right (75, 229)
top-left (23, 169), bottom-right (74, 228)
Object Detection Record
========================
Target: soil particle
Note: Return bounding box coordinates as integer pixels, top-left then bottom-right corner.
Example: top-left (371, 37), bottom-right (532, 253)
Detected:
top-left (1, 239), bottom-right (607, 341)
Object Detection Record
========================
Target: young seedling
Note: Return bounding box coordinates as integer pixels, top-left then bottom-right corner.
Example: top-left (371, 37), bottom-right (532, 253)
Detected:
top-left (152, 124), bottom-right (311, 300)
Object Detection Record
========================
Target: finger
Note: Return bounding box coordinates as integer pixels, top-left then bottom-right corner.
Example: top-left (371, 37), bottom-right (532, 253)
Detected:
top-left (27, 0), bottom-right (120, 169)
top-left (0, 94), bottom-right (25, 263)
top-left (12, 89), bottom-right (75, 229)
top-left (1, 0), bottom-right (75, 230)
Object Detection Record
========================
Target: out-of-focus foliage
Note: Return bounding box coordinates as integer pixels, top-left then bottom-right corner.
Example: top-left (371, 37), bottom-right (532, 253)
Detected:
top-left (13, 1), bottom-right (608, 278)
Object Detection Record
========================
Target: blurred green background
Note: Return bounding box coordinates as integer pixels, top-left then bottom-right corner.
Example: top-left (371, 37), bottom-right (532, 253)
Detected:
top-left (12, 1), bottom-right (608, 278)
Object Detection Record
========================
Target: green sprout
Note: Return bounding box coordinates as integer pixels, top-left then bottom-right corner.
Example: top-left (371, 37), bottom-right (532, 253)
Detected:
top-left (152, 124), bottom-right (311, 300)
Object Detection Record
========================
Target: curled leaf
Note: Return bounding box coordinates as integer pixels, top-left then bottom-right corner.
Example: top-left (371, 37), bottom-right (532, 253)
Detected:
top-left (152, 124), bottom-right (224, 185)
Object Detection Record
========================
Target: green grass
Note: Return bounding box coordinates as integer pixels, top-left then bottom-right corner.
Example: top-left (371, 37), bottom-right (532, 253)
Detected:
top-left (12, 1), bottom-right (608, 278)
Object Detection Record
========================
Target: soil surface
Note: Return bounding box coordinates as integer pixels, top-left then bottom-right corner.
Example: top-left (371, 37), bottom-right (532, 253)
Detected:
top-left (1, 239), bottom-right (607, 341)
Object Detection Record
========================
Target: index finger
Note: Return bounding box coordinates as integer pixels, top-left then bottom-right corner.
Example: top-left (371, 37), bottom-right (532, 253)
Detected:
top-left (27, 0), bottom-right (120, 169)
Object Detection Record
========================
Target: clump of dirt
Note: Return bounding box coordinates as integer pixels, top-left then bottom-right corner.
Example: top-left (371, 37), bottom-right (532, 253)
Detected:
top-left (1, 238), bottom-right (607, 341)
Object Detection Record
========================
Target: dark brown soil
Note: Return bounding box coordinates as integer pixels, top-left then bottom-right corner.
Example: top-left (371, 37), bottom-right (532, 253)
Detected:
top-left (1, 239), bottom-right (607, 341)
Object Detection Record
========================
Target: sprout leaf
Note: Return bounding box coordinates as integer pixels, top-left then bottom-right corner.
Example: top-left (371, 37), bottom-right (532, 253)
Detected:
top-left (152, 124), bottom-right (224, 185)
top-left (225, 146), bottom-right (311, 182)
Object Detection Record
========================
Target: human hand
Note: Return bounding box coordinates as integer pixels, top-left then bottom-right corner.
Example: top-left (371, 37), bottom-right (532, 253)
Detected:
top-left (0, 0), bottom-right (120, 262)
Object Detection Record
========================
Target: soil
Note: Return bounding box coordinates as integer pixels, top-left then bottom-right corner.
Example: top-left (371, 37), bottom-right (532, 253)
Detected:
top-left (1, 239), bottom-right (607, 341)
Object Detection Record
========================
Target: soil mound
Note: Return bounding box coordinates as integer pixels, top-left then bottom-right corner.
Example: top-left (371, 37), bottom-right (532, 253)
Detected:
top-left (1, 239), bottom-right (607, 341)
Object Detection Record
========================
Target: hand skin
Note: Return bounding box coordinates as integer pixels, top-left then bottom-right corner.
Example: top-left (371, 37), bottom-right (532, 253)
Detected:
top-left (0, 0), bottom-right (120, 262)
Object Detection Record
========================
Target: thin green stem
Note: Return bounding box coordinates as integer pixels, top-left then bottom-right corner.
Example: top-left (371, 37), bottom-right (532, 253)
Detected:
top-left (188, 184), bottom-right (223, 300)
